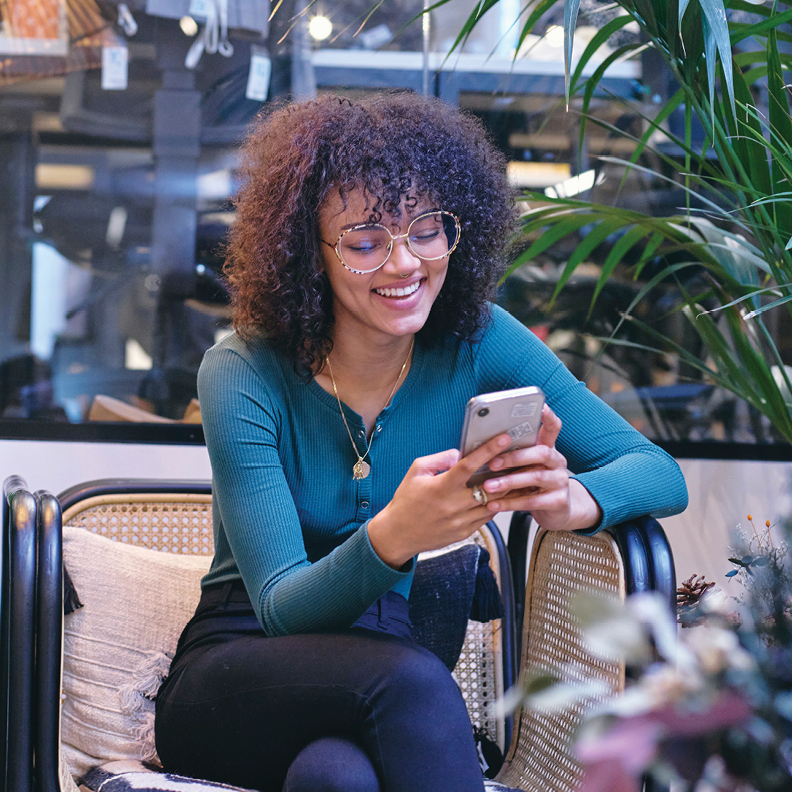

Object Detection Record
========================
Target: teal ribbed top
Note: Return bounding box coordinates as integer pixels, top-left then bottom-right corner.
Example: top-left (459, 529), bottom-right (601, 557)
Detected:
top-left (198, 304), bottom-right (688, 636)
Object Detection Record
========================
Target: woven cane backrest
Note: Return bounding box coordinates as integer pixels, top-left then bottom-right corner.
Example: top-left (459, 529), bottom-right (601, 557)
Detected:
top-left (497, 529), bottom-right (625, 792)
top-left (62, 493), bottom-right (505, 749)
top-left (62, 494), bottom-right (214, 555)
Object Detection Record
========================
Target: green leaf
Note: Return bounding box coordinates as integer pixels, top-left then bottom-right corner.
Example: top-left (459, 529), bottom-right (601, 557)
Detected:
top-left (703, 14), bottom-right (718, 131)
top-left (767, 26), bottom-right (792, 240)
top-left (722, 61), bottom-right (773, 200)
top-left (594, 225), bottom-right (650, 304)
top-left (634, 232), bottom-right (665, 278)
top-left (730, 7), bottom-right (792, 45)
top-left (563, 0), bottom-right (584, 105)
top-left (735, 49), bottom-right (792, 69)
top-left (570, 15), bottom-right (634, 94)
top-left (551, 217), bottom-right (625, 304)
top-left (626, 87), bottom-right (685, 170)
top-left (510, 213), bottom-right (596, 269)
top-left (580, 43), bottom-right (648, 131)
top-left (728, 0), bottom-right (773, 17)
top-left (679, 0), bottom-right (693, 35)
top-left (694, 286), bottom-right (782, 317)
top-left (703, 242), bottom-right (772, 278)
top-left (745, 294), bottom-right (792, 320)
top-left (597, 156), bottom-right (730, 217)
top-left (699, 0), bottom-right (735, 113)
top-left (722, 305), bottom-right (792, 427)
top-left (431, 0), bottom-right (502, 61)
top-left (515, 0), bottom-right (560, 54)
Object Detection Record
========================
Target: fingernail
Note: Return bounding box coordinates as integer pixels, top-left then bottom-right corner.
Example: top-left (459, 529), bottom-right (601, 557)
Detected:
top-left (488, 502), bottom-right (499, 511)
top-left (487, 480), bottom-right (502, 491)
top-left (498, 435), bottom-right (510, 447)
top-left (490, 458), bottom-right (503, 470)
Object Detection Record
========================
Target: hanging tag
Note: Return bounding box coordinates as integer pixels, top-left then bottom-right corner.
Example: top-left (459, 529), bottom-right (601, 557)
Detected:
top-left (102, 43), bottom-right (128, 90)
top-left (246, 45), bottom-right (271, 102)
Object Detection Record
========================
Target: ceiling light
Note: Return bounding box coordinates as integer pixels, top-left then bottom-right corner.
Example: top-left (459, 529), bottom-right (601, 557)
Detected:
top-left (180, 16), bottom-right (199, 37)
top-left (309, 15), bottom-right (332, 41)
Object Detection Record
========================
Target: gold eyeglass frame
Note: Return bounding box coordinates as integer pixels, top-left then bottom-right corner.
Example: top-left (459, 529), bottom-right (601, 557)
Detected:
top-left (321, 210), bottom-right (461, 275)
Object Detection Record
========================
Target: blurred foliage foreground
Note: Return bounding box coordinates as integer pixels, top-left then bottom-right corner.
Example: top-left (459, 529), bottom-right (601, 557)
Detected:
top-left (515, 517), bottom-right (792, 791)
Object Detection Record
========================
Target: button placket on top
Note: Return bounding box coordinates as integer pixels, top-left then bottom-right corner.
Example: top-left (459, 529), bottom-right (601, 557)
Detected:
top-left (352, 413), bottom-right (391, 521)
top-left (347, 412), bottom-right (373, 521)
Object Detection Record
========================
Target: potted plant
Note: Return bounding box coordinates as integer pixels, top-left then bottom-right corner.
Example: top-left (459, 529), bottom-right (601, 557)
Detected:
top-left (435, 0), bottom-right (792, 442)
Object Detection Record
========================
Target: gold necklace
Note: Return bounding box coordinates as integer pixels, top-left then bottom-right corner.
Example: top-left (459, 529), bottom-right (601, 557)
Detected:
top-left (326, 338), bottom-right (415, 481)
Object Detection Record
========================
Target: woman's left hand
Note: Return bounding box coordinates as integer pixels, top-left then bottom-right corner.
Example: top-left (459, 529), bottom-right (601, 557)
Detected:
top-left (480, 404), bottom-right (602, 532)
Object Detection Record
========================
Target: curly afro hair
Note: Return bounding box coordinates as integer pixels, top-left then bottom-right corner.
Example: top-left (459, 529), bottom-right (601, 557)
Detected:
top-left (225, 91), bottom-right (515, 375)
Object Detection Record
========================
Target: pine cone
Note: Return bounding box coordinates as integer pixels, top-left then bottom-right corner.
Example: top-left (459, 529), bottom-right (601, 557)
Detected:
top-left (677, 574), bottom-right (716, 608)
top-left (677, 574), bottom-right (718, 627)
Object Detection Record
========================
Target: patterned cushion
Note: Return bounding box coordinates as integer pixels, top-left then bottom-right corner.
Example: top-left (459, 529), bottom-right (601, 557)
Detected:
top-left (79, 761), bottom-right (524, 792)
top-left (411, 544), bottom-right (480, 670)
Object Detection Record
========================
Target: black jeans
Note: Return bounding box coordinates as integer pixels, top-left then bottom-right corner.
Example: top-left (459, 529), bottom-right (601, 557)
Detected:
top-left (154, 581), bottom-right (485, 792)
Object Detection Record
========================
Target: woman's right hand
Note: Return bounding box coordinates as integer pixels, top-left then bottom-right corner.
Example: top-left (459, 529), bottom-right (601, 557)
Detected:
top-left (366, 433), bottom-right (512, 569)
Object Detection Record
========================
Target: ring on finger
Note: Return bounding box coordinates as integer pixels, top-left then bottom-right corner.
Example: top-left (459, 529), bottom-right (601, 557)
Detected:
top-left (472, 485), bottom-right (488, 506)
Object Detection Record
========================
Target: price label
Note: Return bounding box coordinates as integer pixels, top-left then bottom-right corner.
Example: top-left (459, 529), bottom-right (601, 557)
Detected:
top-left (246, 46), bottom-right (271, 102)
top-left (102, 45), bottom-right (128, 91)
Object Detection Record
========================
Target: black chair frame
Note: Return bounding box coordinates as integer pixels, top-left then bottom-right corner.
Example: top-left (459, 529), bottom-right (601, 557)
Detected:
top-left (3, 477), bottom-right (63, 792)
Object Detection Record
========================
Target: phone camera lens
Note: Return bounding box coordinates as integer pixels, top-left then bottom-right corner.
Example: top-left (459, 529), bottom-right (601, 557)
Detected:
top-left (478, 408), bottom-right (489, 417)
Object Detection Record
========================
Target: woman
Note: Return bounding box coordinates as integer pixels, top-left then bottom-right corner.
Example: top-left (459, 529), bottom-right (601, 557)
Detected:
top-left (155, 93), bottom-right (688, 792)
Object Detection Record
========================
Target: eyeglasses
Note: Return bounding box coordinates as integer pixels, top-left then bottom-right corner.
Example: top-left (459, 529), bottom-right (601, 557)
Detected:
top-left (321, 210), bottom-right (461, 274)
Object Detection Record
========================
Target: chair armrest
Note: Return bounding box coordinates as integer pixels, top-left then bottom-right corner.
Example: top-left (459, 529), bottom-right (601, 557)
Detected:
top-left (604, 516), bottom-right (676, 614)
top-left (35, 491), bottom-right (63, 792)
top-left (3, 476), bottom-right (37, 792)
top-left (506, 511), bottom-right (532, 656)
top-left (58, 478), bottom-right (212, 511)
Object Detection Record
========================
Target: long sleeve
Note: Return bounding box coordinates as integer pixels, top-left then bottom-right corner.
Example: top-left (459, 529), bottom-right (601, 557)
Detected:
top-left (198, 341), bottom-right (412, 636)
top-left (475, 306), bottom-right (689, 530)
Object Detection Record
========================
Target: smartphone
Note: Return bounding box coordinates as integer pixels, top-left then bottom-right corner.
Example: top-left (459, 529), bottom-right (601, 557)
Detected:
top-left (459, 386), bottom-right (546, 487)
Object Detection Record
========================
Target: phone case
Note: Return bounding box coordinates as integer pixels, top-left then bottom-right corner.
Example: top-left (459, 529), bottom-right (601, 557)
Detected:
top-left (460, 386), bottom-right (545, 486)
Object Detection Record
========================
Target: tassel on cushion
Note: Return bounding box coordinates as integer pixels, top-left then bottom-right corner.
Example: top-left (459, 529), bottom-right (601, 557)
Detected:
top-left (118, 651), bottom-right (172, 720)
top-left (133, 651), bottom-right (172, 700)
top-left (63, 563), bottom-right (83, 614)
top-left (469, 547), bottom-right (503, 622)
top-left (133, 712), bottom-right (160, 765)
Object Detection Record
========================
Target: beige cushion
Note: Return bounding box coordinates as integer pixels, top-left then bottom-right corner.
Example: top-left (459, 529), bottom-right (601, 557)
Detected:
top-left (62, 527), bottom-right (212, 779)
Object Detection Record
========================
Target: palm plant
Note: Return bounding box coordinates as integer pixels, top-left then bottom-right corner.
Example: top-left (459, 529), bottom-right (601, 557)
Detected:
top-left (436, 0), bottom-right (792, 443)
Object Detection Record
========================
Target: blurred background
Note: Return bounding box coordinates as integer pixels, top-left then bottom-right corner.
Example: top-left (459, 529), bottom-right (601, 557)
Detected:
top-left (0, 0), bottom-right (789, 454)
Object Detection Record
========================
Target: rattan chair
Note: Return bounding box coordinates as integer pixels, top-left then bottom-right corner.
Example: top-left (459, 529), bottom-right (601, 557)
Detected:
top-left (5, 476), bottom-right (516, 792)
top-left (5, 476), bottom-right (674, 792)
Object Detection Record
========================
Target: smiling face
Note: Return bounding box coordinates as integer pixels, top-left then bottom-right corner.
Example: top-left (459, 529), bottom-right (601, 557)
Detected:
top-left (318, 187), bottom-right (450, 347)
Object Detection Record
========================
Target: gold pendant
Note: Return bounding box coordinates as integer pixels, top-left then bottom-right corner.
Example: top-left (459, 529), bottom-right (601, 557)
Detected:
top-left (353, 459), bottom-right (371, 480)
